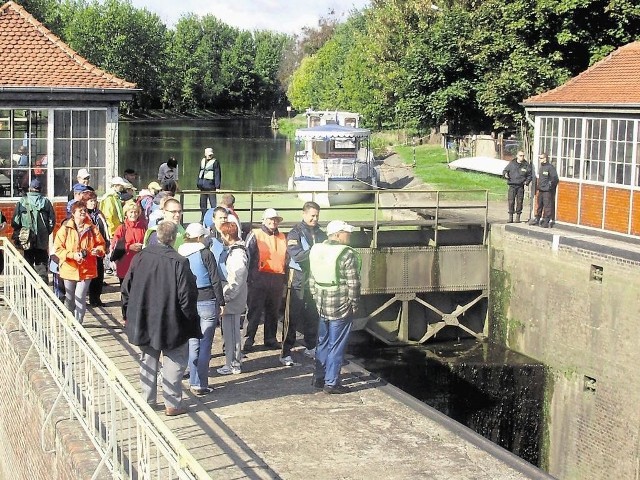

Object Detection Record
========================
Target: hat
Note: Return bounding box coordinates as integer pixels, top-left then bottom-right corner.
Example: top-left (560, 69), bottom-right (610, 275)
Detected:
top-left (326, 220), bottom-right (355, 236)
top-left (262, 208), bottom-right (283, 222)
top-left (185, 223), bottom-right (208, 239)
top-left (204, 147), bottom-right (214, 157)
top-left (77, 168), bottom-right (91, 179)
top-left (29, 178), bottom-right (41, 191)
top-left (72, 183), bottom-right (89, 193)
top-left (111, 176), bottom-right (128, 186)
top-left (147, 181), bottom-right (162, 193)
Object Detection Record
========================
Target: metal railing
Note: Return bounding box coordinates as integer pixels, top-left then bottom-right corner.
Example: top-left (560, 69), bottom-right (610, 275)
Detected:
top-left (0, 239), bottom-right (211, 480)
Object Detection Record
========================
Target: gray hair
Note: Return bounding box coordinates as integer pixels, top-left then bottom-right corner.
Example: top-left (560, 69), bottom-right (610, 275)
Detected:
top-left (156, 221), bottom-right (177, 246)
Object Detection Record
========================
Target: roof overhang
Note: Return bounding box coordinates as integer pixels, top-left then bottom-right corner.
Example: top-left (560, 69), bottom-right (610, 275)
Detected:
top-left (523, 103), bottom-right (640, 116)
top-left (0, 86), bottom-right (140, 104)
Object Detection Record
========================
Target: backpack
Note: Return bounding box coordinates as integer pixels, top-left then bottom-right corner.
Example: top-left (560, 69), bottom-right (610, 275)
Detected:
top-left (14, 198), bottom-right (37, 250)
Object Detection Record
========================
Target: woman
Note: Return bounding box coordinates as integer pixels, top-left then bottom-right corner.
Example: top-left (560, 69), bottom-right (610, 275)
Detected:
top-left (110, 201), bottom-right (146, 283)
top-left (217, 221), bottom-right (248, 376)
top-left (54, 201), bottom-right (106, 324)
top-left (178, 223), bottom-right (225, 395)
top-left (83, 190), bottom-right (109, 306)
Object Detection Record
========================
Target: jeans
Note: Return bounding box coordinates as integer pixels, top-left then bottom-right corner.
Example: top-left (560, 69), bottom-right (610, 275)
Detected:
top-left (314, 315), bottom-right (353, 387)
top-left (188, 299), bottom-right (218, 389)
top-left (63, 279), bottom-right (91, 324)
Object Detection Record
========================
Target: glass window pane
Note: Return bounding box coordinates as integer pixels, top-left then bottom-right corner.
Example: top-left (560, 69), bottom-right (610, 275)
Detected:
top-left (72, 111), bottom-right (88, 138)
top-left (54, 139), bottom-right (70, 167)
top-left (55, 110), bottom-right (71, 138)
top-left (89, 110), bottom-right (106, 137)
top-left (73, 139), bottom-right (88, 167)
top-left (89, 139), bottom-right (105, 168)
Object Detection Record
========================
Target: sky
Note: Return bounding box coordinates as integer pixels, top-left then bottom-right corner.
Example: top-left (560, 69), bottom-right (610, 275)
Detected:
top-left (129, 0), bottom-right (371, 34)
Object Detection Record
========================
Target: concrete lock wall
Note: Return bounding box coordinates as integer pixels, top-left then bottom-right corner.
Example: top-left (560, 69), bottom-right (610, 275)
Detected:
top-left (488, 226), bottom-right (640, 480)
top-left (0, 313), bottom-right (107, 479)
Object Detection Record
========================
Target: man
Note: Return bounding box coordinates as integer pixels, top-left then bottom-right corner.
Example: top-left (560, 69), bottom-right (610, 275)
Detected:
top-left (197, 147), bottom-right (221, 220)
top-left (68, 168), bottom-right (94, 201)
top-left (243, 208), bottom-right (287, 352)
top-left (123, 168), bottom-right (139, 189)
top-left (280, 201), bottom-right (327, 366)
top-left (100, 177), bottom-right (130, 237)
top-left (121, 221), bottom-right (201, 416)
top-left (309, 220), bottom-right (361, 394)
top-left (220, 193), bottom-right (241, 235)
top-left (11, 178), bottom-right (56, 284)
top-left (207, 206), bottom-right (228, 261)
top-left (502, 150), bottom-right (532, 223)
top-left (530, 153), bottom-right (559, 228)
top-left (143, 197), bottom-right (186, 249)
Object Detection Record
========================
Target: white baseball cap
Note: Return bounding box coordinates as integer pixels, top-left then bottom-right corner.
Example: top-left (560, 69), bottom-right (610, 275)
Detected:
top-left (77, 168), bottom-right (91, 179)
top-left (185, 223), bottom-right (208, 239)
top-left (204, 147), bottom-right (214, 157)
top-left (262, 208), bottom-right (283, 222)
top-left (326, 220), bottom-right (355, 236)
top-left (111, 176), bottom-right (127, 186)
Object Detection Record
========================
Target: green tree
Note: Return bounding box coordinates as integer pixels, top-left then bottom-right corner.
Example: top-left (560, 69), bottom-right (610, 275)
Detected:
top-left (219, 31), bottom-right (259, 109)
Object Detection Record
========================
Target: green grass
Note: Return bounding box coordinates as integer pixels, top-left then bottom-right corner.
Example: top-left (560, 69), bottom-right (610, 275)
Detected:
top-left (393, 144), bottom-right (508, 201)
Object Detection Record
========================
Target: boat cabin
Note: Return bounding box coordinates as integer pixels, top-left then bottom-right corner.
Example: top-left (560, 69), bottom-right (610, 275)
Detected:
top-left (306, 109), bottom-right (361, 128)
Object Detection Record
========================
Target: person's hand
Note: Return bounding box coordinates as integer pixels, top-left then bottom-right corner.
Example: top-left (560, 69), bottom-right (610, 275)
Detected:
top-left (130, 242), bottom-right (143, 252)
top-left (74, 252), bottom-right (84, 262)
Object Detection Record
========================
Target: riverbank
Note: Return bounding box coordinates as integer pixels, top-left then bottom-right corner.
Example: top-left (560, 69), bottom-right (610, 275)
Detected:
top-left (120, 108), bottom-right (268, 121)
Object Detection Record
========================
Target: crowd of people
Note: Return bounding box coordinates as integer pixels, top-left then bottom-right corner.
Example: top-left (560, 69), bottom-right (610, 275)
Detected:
top-left (8, 158), bottom-right (363, 417)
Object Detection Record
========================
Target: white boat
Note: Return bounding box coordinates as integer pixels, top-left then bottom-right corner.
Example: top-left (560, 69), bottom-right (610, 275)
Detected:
top-left (447, 156), bottom-right (509, 176)
top-left (305, 109), bottom-right (361, 128)
top-left (288, 123), bottom-right (376, 207)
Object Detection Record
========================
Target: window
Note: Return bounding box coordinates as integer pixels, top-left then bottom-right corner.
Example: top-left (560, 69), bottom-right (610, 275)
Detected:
top-left (539, 117), bottom-right (559, 166)
top-left (559, 118), bottom-right (582, 179)
top-left (583, 119), bottom-right (607, 182)
top-left (609, 120), bottom-right (633, 185)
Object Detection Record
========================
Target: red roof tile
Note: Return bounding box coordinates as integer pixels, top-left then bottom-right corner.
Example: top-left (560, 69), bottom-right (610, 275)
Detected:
top-left (523, 42), bottom-right (640, 106)
top-left (0, 1), bottom-right (136, 90)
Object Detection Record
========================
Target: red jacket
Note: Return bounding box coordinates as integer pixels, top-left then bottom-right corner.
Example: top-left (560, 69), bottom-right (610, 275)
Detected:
top-left (111, 218), bottom-right (147, 279)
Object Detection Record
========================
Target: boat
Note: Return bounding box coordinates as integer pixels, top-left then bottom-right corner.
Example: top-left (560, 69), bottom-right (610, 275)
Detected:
top-left (288, 122), bottom-right (377, 207)
top-left (305, 109), bottom-right (361, 128)
top-left (447, 156), bottom-right (509, 176)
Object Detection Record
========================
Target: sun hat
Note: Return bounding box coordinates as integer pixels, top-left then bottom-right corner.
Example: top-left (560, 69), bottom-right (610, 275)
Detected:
top-left (147, 181), bottom-right (162, 193)
top-left (185, 223), bottom-right (208, 239)
top-left (204, 147), bottom-right (214, 157)
top-left (326, 220), bottom-right (355, 236)
top-left (262, 208), bottom-right (283, 222)
top-left (111, 176), bottom-right (128, 186)
top-left (77, 168), bottom-right (91, 179)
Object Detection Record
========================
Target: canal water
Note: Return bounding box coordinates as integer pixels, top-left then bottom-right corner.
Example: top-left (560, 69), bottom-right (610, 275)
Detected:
top-left (120, 118), bottom-right (546, 467)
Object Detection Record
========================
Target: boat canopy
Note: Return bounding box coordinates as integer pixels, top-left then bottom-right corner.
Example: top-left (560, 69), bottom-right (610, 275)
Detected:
top-left (295, 124), bottom-right (371, 141)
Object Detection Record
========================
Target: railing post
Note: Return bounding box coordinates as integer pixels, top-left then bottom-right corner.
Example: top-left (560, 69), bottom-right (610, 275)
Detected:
top-left (373, 190), bottom-right (380, 249)
top-left (434, 191), bottom-right (440, 247)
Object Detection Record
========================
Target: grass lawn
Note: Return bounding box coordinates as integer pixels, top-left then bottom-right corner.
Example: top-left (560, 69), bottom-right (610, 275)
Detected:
top-left (392, 144), bottom-right (508, 201)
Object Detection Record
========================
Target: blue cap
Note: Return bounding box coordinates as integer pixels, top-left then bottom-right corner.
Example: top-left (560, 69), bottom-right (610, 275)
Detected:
top-left (29, 179), bottom-right (41, 191)
top-left (73, 183), bottom-right (89, 192)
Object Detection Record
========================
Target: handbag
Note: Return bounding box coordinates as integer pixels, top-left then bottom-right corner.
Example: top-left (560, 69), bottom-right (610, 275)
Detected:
top-left (110, 225), bottom-right (127, 262)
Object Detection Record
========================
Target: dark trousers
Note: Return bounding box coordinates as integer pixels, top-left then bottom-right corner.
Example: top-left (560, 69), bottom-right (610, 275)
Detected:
top-left (24, 248), bottom-right (49, 284)
top-left (199, 191), bottom-right (217, 219)
top-left (88, 257), bottom-right (105, 304)
top-left (535, 190), bottom-right (555, 220)
top-left (245, 273), bottom-right (285, 344)
top-left (507, 184), bottom-right (525, 214)
top-left (282, 279), bottom-right (319, 357)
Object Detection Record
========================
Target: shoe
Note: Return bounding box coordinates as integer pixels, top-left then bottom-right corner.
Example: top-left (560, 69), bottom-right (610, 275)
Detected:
top-left (217, 366), bottom-right (241, 375)
top-left (528, 217), bottom-right (540, 226)
top-left (303, 347), bottom-right (316, 359)
top-left (323, 384), bottom-right (349, 394)
top-left (190, 386), bottom-right (213, 396)
top-left (279, 355), bottom-right (294, 367)
top-left (264, 340), bottom-right (282, 350)
top-left (242, 340), bottom-right (254, 353)
top-left (311, 377), bottom-right (324, 389)
top-left (182, 370), bottom-right (190, 379)
top-left (165, 406), bottom-right (188, 416)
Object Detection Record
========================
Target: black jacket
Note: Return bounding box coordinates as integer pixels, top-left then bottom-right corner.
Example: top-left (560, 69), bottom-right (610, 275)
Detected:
top-left (122, 244), bottom-right (201, 351)
top-left (503, 160), bottom-right (532, 186)
top-left (287, 221), bottom-right (327, 290)
top-left (537, 162), bottom-right (559, 192)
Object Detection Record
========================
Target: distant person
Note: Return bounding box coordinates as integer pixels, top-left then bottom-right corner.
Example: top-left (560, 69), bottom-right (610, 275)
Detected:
top-left (68, 168), bottom-right (94, 200)
top-left (243, 208), bottom-right (287, 353)
top-left (197, 148), bottom-right (221, 220)
top-left (220, 193), bottom-right (241, 235)
top-left (158, 156), bottom-right (179, 189)
top-left (11, 178), bottom-right (56, 284)
top-left (280, 201), bottom-right (326, 366)
top-left (502, 150), bottom-right (532, 223)
top-left (122, 221), bottom-right (201, 416)
top-left (309, 220), bottom-right (361, 394)
top-left (123, 168), bottom-right (139, 189)
top-left (529, 153), bottom-right (559, 228)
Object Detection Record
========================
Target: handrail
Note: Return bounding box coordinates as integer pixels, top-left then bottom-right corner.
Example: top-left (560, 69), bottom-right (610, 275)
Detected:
top-left (0, 239), bottom-right (211, 479)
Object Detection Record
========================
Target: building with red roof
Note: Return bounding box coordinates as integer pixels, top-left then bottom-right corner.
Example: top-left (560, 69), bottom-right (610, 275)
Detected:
top-left (523, 42), bottom-right (640, 236)
top-left (0, 0), bottom-right (137, 202)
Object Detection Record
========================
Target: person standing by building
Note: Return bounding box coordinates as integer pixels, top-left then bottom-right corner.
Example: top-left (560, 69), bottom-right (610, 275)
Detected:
top-left (529, 153), bottom-right (559, 228)
top-left (243, 208), bottom-right (287, 352)
top-left (178, 223), bottom-right (225, 395)
top-left (502, 150), bottom-right (532, 223)
top-left (280, 201), bottom-right (326, 366)
top-left (121, 221), bottom-right (201, 416)
top-left (309, 220), bottom-right (361, 394)
top-left (11, 178), bottom-right (56, 284)
top-left (197, 148), bottom-right (221, 220)
top-left (158, 156), bottom-right (179, 190)
top-left (54, 201), bottom-right (106, 324)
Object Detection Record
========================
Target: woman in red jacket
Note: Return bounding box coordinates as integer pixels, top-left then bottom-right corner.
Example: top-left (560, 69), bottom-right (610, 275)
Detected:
top-left (54, 201), bottom-right (106, 324)
top-left (110, 202), bottom-right (146, 283)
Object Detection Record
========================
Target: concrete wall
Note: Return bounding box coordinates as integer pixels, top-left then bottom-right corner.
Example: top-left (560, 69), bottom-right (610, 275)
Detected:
top-left (488, 225), bottom-right (640, 479)
top-left (0, 312), bottom-right (107, 479)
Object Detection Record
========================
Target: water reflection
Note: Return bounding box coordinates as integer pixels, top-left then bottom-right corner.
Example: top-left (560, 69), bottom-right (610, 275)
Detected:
top-left (118, 118), bottom-right (291, 190)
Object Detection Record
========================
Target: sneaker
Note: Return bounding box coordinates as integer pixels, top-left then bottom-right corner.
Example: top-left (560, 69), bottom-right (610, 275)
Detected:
top-left (279, 355), bottom-right (294, 367)
top-left (323, 384), bottom-right (349, 394)
top-left (303, 347), bottom-right (316, 359)
top-left (190, 386), bottom-right (213, 396)
top-left (165, 406), bottom-right (188, 416)
top-left (217, 366), bottom-right (241, 375)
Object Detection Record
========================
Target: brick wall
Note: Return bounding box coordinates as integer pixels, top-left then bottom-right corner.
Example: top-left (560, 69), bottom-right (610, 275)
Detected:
top-left (631, 192), bottom-right (640, 236)
top-left (603, 187), bottom-right (631, 233)
top-left (0, 312), bottom-right (108, 479)
top-left (0, 200), bottom-right (67, 242)
top-left (556, 182), bottom-right (579, 223)
top-left (489, 226), bottom-right (640, 479)
top-left (579, 184), bottom-right (604, 228)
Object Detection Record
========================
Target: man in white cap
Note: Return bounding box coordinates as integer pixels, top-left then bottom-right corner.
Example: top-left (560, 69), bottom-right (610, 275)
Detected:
top-left (197, 147), bottom-right (221, 221)
top-left (68, 168), bottom-right (94, 201)
top-left (243, 208), bottom-right (287, 352)
top-left (100, 176), bottom-right (129, 237)
top-left (309, 220), bottom-right (361, 394)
